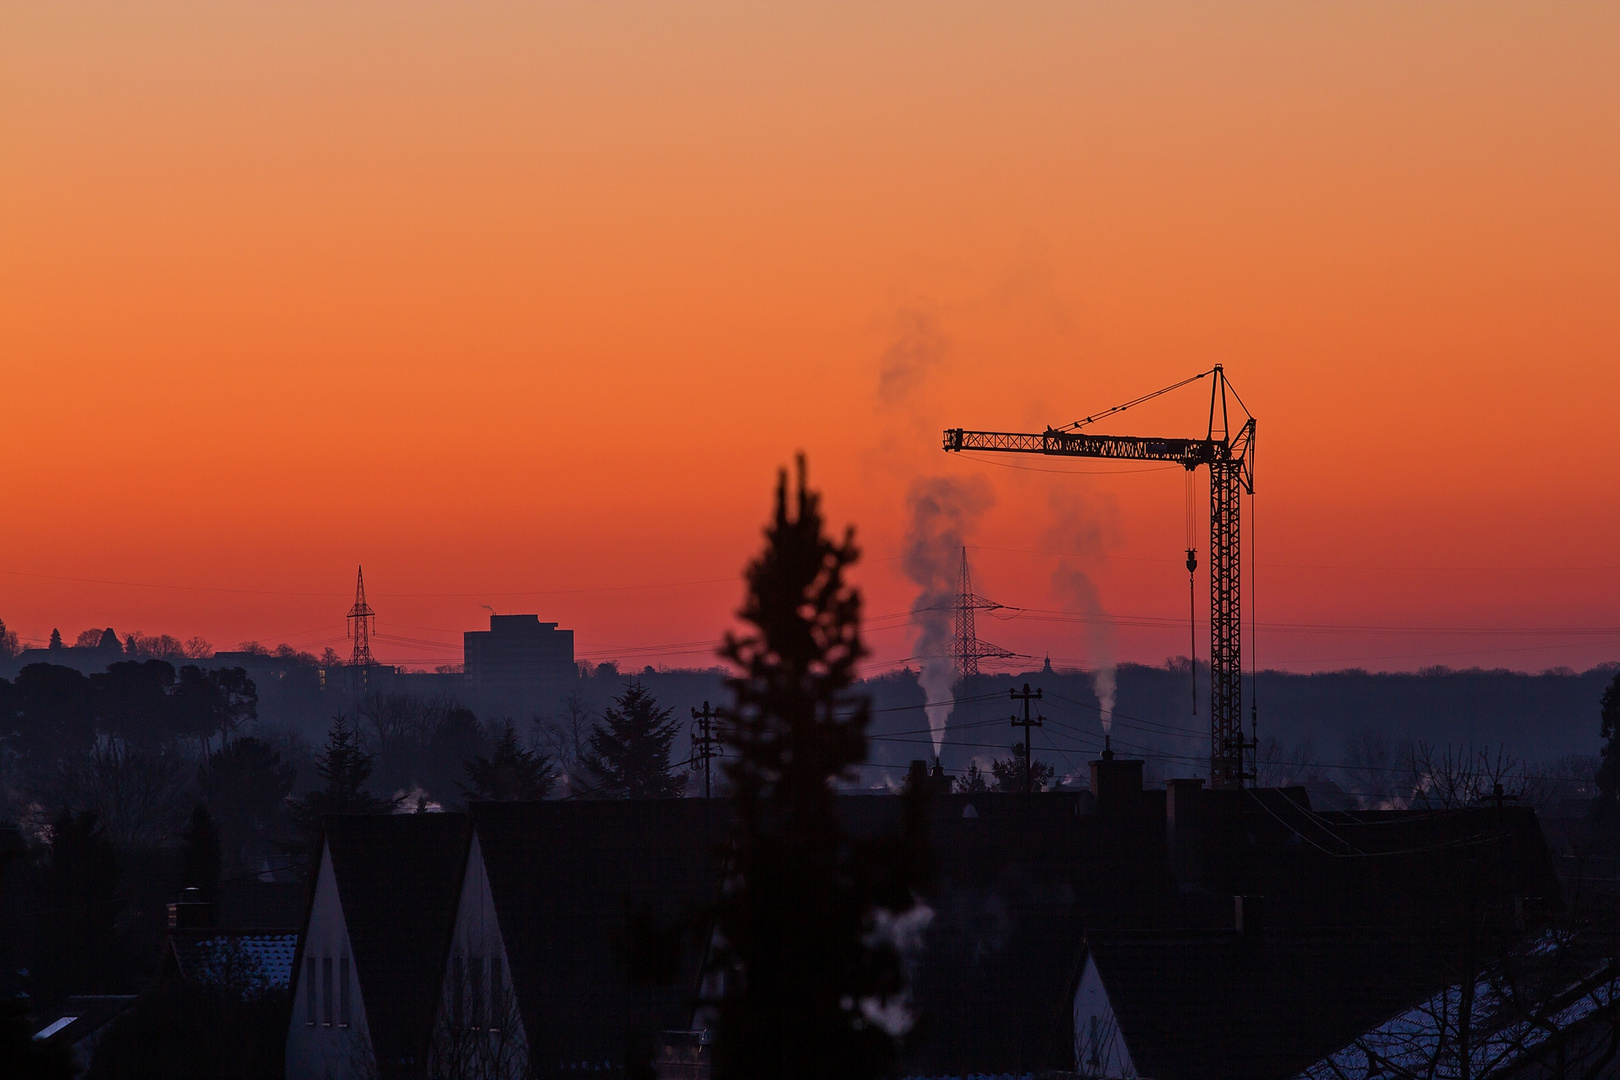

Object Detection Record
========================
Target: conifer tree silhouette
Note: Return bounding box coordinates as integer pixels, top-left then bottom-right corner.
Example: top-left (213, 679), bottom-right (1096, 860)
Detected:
top-left (1599, 671), bottom-right (1620, 806)
top-left (291, 715), bottom-right (397, 832)
top-left (461, 719), bottom-right (553, 801)
top-left (712, 457), bottom-right (931, 1080)
top-left (582, 682), bottom-right (683, 798)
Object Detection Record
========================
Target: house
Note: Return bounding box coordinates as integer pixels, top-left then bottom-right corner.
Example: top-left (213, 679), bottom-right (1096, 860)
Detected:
top-left (31, 995), bottom-right (137, 1074)
top-left (1071, 928), bottom-right (1449, 1080)
top-left (456, 799), bottom-right (730, 1077)
top-left (1292, 935), bottom-right (1620, 1080)
top-left (160, 886), bottom-right (300, 993)
top-left (286, 763), bottom-right (1566, 1080)
top-left (1062, 768), bottom-right (1567, 1080)
top-left (286, 813), bottom-right (471, 1080)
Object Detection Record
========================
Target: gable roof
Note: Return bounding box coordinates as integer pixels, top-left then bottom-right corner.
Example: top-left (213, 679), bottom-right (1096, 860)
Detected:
top-left (891, 792), bottom-right (1177, 1075)
top-left (169, 931), bottom-right (299, 988)
top-left (469, 793), bottom-right (1174, 1077)
top-left (469, 799), bottom-right (730, 1073)
top-left (1296, 935), bottom-right (1620, 1080)
top-left (1083, 928), bottom-right (1449, 1080)
top-left (312, 813), bottom-right (471, 1079)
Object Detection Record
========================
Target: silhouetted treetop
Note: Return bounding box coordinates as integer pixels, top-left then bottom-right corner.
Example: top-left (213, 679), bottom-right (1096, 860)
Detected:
top-left (990, 743), bottom-right (1057, 793)
top-left (583, 682), bottom-right (683, 799)
top-left (0, 617), bottom-right (20, 659)
top-left (291, 716), bottom-right (397, 830)
top-left (461, 719), bottom-right (553, 801)
top-left (713, 456), bottom-right (930, 1080)
top-left (1599, 671), bottom-right (1620, 804)
top-left (200, 736), bottom-right (296, 863)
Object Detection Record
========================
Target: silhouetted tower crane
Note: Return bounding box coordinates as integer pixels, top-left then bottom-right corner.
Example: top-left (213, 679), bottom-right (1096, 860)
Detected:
top-left (347, 565), bottom-right (376, 669)
top-left (944, 367), bottom-right (1256, 789)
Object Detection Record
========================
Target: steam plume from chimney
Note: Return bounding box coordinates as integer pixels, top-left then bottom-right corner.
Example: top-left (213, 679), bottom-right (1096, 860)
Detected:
top-left (1046, 488), bottom-right (1119, 735)
top-left (903, 475), bottom-right (992, 756)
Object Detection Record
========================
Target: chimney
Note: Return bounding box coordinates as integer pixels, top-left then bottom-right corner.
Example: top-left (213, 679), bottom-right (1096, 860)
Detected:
top-left (908, 759), bottom-right (952, 797)
top-left (1088, 745), bottom-right (1144, 815)
top-left (1166, 778), bottom-right (1206, 884)
top-left (168, 886), bottom-right (214, 931)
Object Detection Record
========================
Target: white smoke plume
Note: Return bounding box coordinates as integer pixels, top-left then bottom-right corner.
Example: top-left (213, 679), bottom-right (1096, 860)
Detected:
top-left (903, 475), bottom-right (993, 756)
top-left (876, 304), bottom-right (950, 407)
top-left (1046, 488), bottom-right (1119, 737)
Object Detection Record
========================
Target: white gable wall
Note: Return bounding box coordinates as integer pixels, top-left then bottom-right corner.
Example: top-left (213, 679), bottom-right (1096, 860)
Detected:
top-left (1074, 954), bottom-right (1138, 1079)
top-left (286, 843), bottom-right (374, 1080)
top-left (431, 832), bottom-right (526, 1080)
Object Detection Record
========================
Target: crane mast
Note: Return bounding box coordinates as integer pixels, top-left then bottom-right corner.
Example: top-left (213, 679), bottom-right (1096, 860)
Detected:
top-left (942, 366), bottom-right (1256, 789)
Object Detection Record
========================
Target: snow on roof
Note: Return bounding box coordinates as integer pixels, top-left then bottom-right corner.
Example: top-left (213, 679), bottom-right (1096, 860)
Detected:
top-left (1295, 954), bottom-right (1620, 1080)
top-left (33, 1016), bottom-right (76, 1041)
top-left (173, 932), bottom-right (300, 989)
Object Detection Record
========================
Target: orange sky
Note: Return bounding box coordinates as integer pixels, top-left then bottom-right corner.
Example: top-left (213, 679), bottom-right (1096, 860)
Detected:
top-left (2, 3), bottom-right (1617, 674)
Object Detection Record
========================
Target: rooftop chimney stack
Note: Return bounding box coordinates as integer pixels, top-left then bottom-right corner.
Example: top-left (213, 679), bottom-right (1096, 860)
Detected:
top-left (903, 759), bottom-right (953, 796)
top-left (167, 886), bottom-right (214, 931)
top-left (1089, 746), bottom-right (1145, 815)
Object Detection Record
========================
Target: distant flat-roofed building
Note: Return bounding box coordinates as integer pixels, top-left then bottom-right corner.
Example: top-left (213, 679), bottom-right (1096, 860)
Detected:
top-left (463, 615), bottom-right (575, 717)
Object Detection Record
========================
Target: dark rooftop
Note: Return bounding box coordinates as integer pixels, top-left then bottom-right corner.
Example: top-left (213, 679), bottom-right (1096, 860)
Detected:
top-left (304, 813), bottom-right (471, 1080)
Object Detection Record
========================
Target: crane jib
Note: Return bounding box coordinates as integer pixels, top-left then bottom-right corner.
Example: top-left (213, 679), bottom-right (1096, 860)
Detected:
top-left (942, 428), bottom-right (1224, 466)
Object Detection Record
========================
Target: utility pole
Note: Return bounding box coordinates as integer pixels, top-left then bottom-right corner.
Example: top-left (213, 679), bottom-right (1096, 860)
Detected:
top-left (691, 701), bottom-right (721, 798)
top-left (1009, 683), bottom-right (1044, 794)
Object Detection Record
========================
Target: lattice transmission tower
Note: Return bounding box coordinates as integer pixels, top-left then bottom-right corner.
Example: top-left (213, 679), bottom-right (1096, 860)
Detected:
top-left (952, 547), bottom-right (1016, 685)
top-left (347, 565), bottom-right (376, 669)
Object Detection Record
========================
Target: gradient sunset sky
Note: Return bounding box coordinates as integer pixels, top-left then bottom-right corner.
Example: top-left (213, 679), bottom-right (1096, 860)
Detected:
top-left (3, 3), bottom-right (1617, 674)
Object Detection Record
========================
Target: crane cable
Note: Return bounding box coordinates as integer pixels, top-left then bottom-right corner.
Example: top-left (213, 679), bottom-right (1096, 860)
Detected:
top-left (1249, 464), bottom-right (1260, 779)
top-left (1058, 369), bottom-right (1213, 432)
top-left (1185, 468), bottom-right (1197, 717)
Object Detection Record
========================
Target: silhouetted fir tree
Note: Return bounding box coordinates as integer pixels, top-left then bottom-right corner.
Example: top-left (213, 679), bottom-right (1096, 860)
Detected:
top-left (990, 743), bottom-right (1056, 793)
top-left (712, 458), bottom-right (931, 1080)
top-left (461, 719), bottom-right (553, 801)
top-left (1599, 672), bottom-right (1620, 807)
top-left (582, 682), bottom-right (683, 798)
top-left (290, 716), bottom-right (397, 832)
top-left (48, 628), bottom-right (62, 650)
top-left (180, 806), bottom-right (222, 897)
